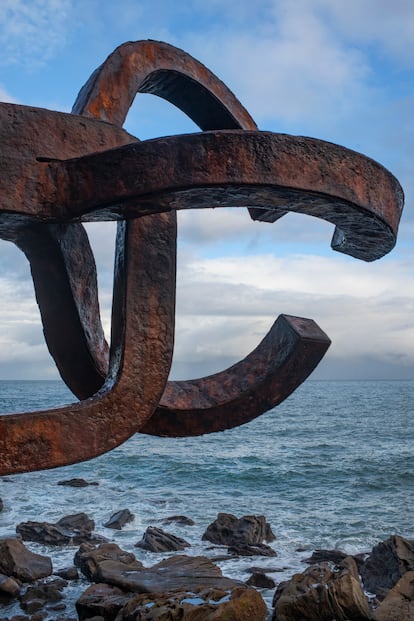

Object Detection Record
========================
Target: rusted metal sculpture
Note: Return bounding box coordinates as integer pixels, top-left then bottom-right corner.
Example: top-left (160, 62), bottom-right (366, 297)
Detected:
top-left (0, 41), bottom-right (404, 474)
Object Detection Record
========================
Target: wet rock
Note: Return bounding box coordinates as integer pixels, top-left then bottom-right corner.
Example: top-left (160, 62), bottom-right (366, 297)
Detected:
top-left (302, 548), bottom-right (348, 565)
top-left (374, 570), bottom-right (414, 621)
top-left (246, 571), bottom-right (276, 588)
top-left (76, 583), bottom-right (132, 621)
top-left (0, 538), bottom-right (52, 582)
top-left (74, 543), bottom-right (142, 581)
top-left (57, 478), bottom-right (99, 487)
top-left (202, 512), bottom-right (276, 547)
top-left (19, 577), bottom-right (66, 614)
top-left (16, 513), bottom-right (103, 546)
top-left (135, 526), bottom-right (190, 552)
top-left (272, 556), bottom-right (371, 621)
top-left (160, 515), bottom-right (195, 526)
top-left (0, 498), bottom-right (3, 512)
top-left (103, 509), bottom-right (134, 530)
top-left (116, 585), bottom-right (267, 620)
top-left (93, 554), bottom-right (246, 594)
top-left (0, 572), bottom-right (21, 597)
top-left (54, 566), bottom-right (79, 580)
top-left (228, 542), bottom-right (277, 557)
top-left (360, 535), bottom-right (414, 599)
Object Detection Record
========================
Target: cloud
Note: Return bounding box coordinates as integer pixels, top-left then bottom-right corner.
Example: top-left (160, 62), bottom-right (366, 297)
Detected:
top-left (0, 0), bottom-right (73, 67)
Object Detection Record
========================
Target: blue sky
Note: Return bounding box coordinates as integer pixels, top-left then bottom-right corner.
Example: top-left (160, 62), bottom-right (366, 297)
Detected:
top-left (1, 0), bottom-right (414, 381)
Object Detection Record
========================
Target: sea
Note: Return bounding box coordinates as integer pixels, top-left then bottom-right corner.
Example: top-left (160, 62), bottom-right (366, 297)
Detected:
top-left (0, 379), bottom-right (413, 619)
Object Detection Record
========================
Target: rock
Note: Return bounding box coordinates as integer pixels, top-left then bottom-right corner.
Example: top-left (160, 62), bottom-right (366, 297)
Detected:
top-left (135, 526), bottom-right (190, 552)
top-left (93, 555), bottom-right (246, 594)
top-left (272, 556), bottom-right (371, 621)
top-left (19, 578), bottom-right (66, 614)
top-left (160, 515), bottom-right (195, 526)
top-left (228, 542), bottom-right (277, 557)
top-left (202, 513), bottom-right (276, 547)
top-left (374, 570), bottom-right (414, 621)
top-left (16, 513), bottom-right (102, 546)
top-left (57, 478), bottom-right (99, 487)
top-left (0, 498), bottom-right (3, 512)
top-left (74, 543), bottom-right (142, 581)
top-left (54, 566), bottom-right (79, 580)
top-left (76, 583), bottom-right (133, 621)
top-left (103, 509), bottom-right (134, 530)
top-left (0, 538), bottom-right (52, 582)
top-left (302, 548), bottom-right (348, 565)
top-left (117, 585), bottom-right (267, 620)
top-left (247, 572), bottom-right (276, 588)
top-left (0, 572), bottom-right (21, 597)
top-left (360, 535), bottom-right (414, 599)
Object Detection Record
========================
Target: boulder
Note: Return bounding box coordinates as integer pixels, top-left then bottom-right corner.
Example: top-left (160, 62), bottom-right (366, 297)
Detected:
top-left (19, 577), bottom-right (66, 614)
top-left (74, 543), bottom-right (142, 581)
top-left (116, 585), bottom-right (267, 620)
top-left (0, 498), bottom-right (3, 512)
top-left (16, 513), bottom-right (102, 546)
top-left (360, 535), bottom-right (414, 599)
top-left (302, 548), bottom-right (348, 565)
top-left (0, 572), bottom-right (21, 597)
top-left (228, 542), bottom-right (277, 557)
top-left (76, 583), bottom-right (133, 621)
top-left (135, 527), bottom-right (190, 553)
top-left (0, 538), bottom-right (52, 582)
top-left (160, 515), bottom-right (195, 526)
top-left (93, 555), bottom-right (246, 594)
top-left (103, 509), bottom-right (134, 530)
top-left (57, 478), bottom-right (99, 487)
top-left (272, 556), bottom-right (371, 621)
top-left (374, 570), bottom-right (414, 621)
top-left (246, 571), bottom-right (276, 588)
top-left (202, 513), bottom-right (275, 547)
top-left (54, 566), bottom-right (79, 580)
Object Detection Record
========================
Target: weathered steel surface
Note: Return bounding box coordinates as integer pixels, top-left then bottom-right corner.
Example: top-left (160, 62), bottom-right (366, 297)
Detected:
top-left (0, 40), bottom-right (404, 473)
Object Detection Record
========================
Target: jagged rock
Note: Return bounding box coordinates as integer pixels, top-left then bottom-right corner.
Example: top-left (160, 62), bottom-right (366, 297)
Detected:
top-left (202, 513), bottom-right (276, 547)
top-left (160, 515), bottom-right (195, 526)
top-left (116, 585), bottom-right (267, 620)
top-left (228, 542), bottom-right (277, 557)
top-left (302, 548), bottom-right (348, 565)
top-left (16, 513), bottom-right (103, 546)
top-left (272, 556), bottom-right (371, 621)
top-left (0, 538), bottom-right (52, 582)
top-left (57, 478), bottom-right (99, 487)
top-left (76, 583), bottom-right (133, 621)
top-left (103, 509), bottom-right (134, 530)
top-left (19, 577), bottom-right (66, 614)
top-left (360, 535), bottom-right (414, 599)
top-left (74, 543), bottom-right (142, 581)
top-left (374, 570), bottom-right (414, 621)
top-left (247, 571), bottom-right (276, 588)
top-left (0, 572), bottom-right (21, 597)
top-left (93, 555), bottom-right (246, 594)
top-left (135, 526), bottom-right (190, 552)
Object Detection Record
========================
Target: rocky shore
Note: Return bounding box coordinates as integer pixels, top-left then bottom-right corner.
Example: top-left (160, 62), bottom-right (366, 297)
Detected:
top-left (0, 488), bottom-right (413, 621)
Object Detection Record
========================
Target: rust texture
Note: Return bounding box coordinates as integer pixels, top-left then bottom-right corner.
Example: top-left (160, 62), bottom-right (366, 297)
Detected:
top-left (0, 40), bottom-right (404, 473)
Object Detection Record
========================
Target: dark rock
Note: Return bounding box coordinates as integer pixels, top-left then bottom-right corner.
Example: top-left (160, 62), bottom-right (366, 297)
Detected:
top-left (0, 498), bottom-right (3, 512)
top-left (228, 542), bottom-right (277, 557)
top-left (247, 572), bottom-right (276, 588)
top-left (57, 478), bottom-right (99, 487)
top-left (16, 513), bottom-right (102, 546)
top-left (103, 509), bottom-right (134, 530)
top-left (117, 585), bottom-right (267, 620)
top-left (135, 526), bottom-right (190, 552)
top-left (0, 572), bottom-right (21, 597)
top-left (302, 548), bottom-right (347, 565)
top-left (202, 512), bottom-right (276, 547)
top-left (272, 556), bottom-right (371, 621)
top-left (76, 583), bottom-right (132, 621)
top-left (74, 543), bottom-right (142, 581)
top-left (245, 565), bottom-right (281, 573)
top-left (0, 538), bottom-right (52, 582)
top-left (160, 515), bottom-right (195, 526)
top-left (360, 535), bottom-right (414, 599)
top-left (374, 570), bottom-right (414, 621)
top-left (93, 554), bottom-right (246, 593)
top-left (19, 577), bottom-right (66, 614)
top-left (54, 566), bottom-right (79, 580)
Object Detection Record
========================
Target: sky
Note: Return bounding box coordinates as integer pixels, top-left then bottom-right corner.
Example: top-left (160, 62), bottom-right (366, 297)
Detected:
top-left (0, 0), bottom-right (414, 383)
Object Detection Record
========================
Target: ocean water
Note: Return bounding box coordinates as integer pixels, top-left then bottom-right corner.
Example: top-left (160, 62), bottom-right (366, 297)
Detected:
top-left (0, 379), bottom-right (413, 618)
